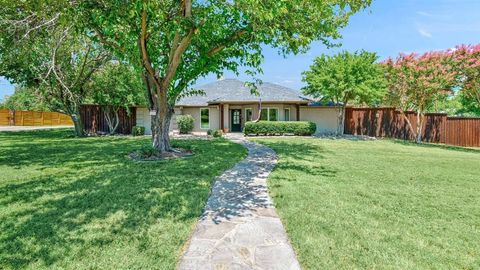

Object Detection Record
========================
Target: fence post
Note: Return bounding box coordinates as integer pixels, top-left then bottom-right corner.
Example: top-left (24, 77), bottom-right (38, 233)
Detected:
top-left (10, 110), bottom-right (15, 126)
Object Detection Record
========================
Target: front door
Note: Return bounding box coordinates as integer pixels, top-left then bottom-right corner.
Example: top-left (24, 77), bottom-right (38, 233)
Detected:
top-left (230, 109), bottom-right (242, 132)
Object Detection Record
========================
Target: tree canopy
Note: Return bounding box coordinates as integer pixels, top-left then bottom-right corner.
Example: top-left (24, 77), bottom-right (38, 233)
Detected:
top-left (0, 1), bottom-right (111, 136)
top-left (302, 50), bottom-right (386, 133)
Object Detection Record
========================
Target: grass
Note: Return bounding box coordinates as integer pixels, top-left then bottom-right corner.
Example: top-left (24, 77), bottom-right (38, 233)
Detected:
top-left (253, 138), bottom-right (480, 269)
top-left (0, 129), bottom-right (246, 270)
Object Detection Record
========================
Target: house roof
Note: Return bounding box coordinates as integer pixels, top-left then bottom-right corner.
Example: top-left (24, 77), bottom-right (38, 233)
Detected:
top-left (177, 79), bottom-right (313, 106)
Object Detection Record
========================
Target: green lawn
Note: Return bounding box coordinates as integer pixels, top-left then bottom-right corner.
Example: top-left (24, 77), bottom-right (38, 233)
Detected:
top-left (254, 138), bottom-right (480, 269)
top-left (0, 129), bottom-right (246, 270)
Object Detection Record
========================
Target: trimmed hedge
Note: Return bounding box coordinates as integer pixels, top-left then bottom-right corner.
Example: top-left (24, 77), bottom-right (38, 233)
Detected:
top-left (244, 121), bottom-right (317, 136)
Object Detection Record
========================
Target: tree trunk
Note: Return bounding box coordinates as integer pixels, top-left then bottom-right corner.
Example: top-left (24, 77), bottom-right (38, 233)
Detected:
top-left (104, 106), bottom-right (120, 135)
top-left (70, 110), bottom-right (84, 137)
top-left (337, 106), bottom-right (346, 135)
top-left (399, 111), bottom-right (416, 142)
top-left (416, 110), bottom-right (423, 144)
top-left (147, 82), bottom-right (173, 153)
top-left (151, 106), bottom-right (173, 153)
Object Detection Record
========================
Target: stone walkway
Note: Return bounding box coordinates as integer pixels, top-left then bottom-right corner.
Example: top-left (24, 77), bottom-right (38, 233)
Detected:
top-left (178, 135), bottom-right (301, 270)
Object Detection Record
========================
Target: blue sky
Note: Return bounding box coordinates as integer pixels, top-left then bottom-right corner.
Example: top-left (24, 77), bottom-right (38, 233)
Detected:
top-left (1, 0), bottom-right (480, 100)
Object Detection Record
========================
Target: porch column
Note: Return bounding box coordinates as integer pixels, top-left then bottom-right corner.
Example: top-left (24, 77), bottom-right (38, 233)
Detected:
top-left (296, 104), bottom-right (300, 121)
top-left (223, 104), bottom-right (229, 132)
top-left (220, 104), bottom-right (224, 131)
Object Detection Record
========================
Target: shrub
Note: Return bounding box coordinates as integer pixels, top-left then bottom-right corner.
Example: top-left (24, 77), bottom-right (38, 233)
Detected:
top-left (207, 129), bottom-right (223, 138)
top-left (132, 126), bottom-right (145, 136)
top-left (213, 130), bottom-right (223, 138)
top-left (244, 121), bottom-right (316, 136)
top-left (177, 115), bottom-right (195, 134)
top-left (139, 144), bottom-right (158, 157)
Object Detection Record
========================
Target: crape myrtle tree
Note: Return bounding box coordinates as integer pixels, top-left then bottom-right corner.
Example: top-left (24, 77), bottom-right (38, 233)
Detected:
top-left (302, 50), bottom-right (387, 134)
top-left (88, 63), bottom-right (146, 134)
top-left (74, 0), bottom-right (372, 153)
top-left (382, 51), bottom-right (458, 143)
top-left (0, 1), bottom-right (111, 136)
top-left (454, 44), bottom-right (480, 115)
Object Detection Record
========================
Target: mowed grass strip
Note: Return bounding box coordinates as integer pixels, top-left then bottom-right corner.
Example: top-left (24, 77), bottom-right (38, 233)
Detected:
top-left (0, 129), bottom-right (246, 270)
top-left (254, 138), bottom-right (480, 269)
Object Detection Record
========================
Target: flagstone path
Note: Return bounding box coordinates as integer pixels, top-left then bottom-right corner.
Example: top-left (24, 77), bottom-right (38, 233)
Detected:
top-left (178, 135), bottom-right (301, 270)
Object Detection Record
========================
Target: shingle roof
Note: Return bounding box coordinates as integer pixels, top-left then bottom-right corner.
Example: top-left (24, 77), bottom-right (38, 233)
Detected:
top-left (177, 79), bottom-right (313, 106)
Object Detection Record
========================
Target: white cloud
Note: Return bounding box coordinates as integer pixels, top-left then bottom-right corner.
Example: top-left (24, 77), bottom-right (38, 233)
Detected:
top-left (418, 28), bottom-right (433, 38)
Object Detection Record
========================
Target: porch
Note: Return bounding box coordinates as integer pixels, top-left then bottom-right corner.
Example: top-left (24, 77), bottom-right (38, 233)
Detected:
top-left (217, 103), bottom-right (302, 133)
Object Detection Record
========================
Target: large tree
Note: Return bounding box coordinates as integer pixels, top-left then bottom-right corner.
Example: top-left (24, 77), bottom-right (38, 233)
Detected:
top-left (302, 50), bottom-right (387, 134)
top-left (0, 1), bottom-right (110, 136)
top-left (73, 0), bottom-right (372, 153)
top-left (382, 51), bottom-right (458, 143)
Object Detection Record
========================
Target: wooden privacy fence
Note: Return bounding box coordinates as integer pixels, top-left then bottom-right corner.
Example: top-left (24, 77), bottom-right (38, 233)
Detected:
top-left (80, 105), bottom-right (136, 135)
top-left (344, 107), bottom-right (480, 147)
top-left (0, 109), bottom-right (14, 126)
top-left (444, 117), bottom-right (480, 147)
top-left (0, 109), bottom-right (73, 126)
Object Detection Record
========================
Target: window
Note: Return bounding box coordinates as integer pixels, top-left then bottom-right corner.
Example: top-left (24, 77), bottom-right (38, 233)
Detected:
top-left (284, 108), bottom-right (290, 121)
top-left (260, 109), bottom-right (268, 120)
top-left (260, 108), bottom-right (278, 121)
top-left (200, 108), bottom-right (209, 129)
top-left (269, 108), bottom-right (278, 121)
top-left (245, 108), bottom-right (253, 122)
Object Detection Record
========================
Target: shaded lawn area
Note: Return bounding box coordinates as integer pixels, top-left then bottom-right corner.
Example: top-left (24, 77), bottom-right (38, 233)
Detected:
top-left (254, 138), bottom-right (480, 269)
top-left (0, 129), bottom-right (246, 270)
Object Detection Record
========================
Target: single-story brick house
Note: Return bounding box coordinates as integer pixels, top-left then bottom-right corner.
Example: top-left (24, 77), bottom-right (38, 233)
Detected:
top-left (136, 79), bottom-right (341, 135)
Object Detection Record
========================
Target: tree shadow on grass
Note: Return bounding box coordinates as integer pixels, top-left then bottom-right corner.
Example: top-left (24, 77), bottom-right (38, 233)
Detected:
top-left (0, 128), bottom-right (76, 140)
top-left (0, 130), bottom-right (138, 169)
top-left (390, 139), bottom-right (480, 154)
top-left (0, 132), bottom-right (245, 269)
top-left (275, 163), bottom-right (338, 179)
top-left (252, 138), bottom-right (333, 161)
top-left (251, 139), bottom-right (338, 191)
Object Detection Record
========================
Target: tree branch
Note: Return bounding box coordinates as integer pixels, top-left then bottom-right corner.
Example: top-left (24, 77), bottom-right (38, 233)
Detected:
top-left (21, 13), bottom-right (60, 39)
top-left (93, 27), bottom-right (123, 52)
top-left (162, 28), bottom-right (195, 89)
top-left (71, 44), bottom-right (93, 89)
top-left (168, 28), bottom-right (250, 102)
top-left (51, 29), bottom-right (72, 94)
top-left (183, 0), bottom-right (192, 17)
top-left (208, 29), bottom-right (248, 56)
top-left (139, 6), bottom-right (162, 90)
top-left (162, 0), bottom-right (195, 89)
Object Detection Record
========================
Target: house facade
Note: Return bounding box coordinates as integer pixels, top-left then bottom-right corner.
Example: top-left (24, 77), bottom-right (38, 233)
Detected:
top-left (136, 79), bottom-right (340, 134)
